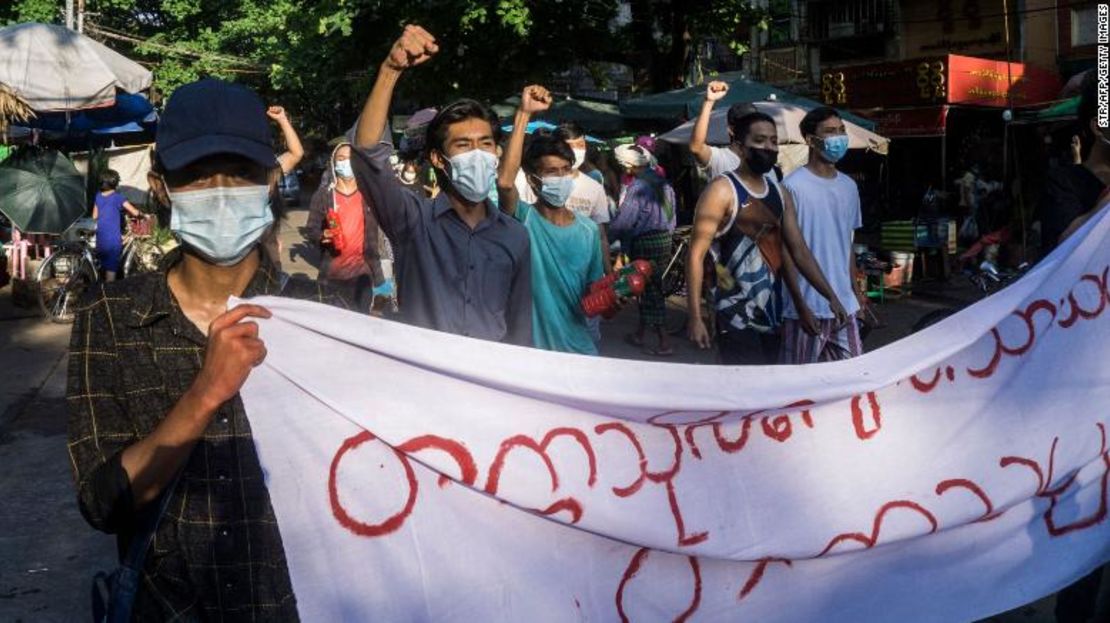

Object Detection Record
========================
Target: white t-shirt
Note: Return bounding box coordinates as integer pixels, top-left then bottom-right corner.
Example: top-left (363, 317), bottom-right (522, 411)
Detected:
top-left (515, 169), bottom-right (536, 203)
top-left (781, 166), bottom-right (862, 320)
top-left (566, 172), bottom-right (610, 225)
top-left (516, 170), bottom-right (610, 225)
top-left (703, 145), bottom-right (742, 178)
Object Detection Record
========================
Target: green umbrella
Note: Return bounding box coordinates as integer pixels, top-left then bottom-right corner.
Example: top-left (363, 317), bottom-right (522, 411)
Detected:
top-left (620, 70), bottom-right (877, 130)
top-left (0, 147), bottom-right (86, 234)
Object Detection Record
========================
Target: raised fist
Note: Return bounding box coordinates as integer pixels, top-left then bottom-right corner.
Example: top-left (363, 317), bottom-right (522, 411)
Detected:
top-left (706, 80), bottom-right (729, 103)
top-left (266, 106), bottom-right (288, 123)
top-left (385, 25), bottom-right (439, 71)
top-left (520, 85), bottom-right (552, 114)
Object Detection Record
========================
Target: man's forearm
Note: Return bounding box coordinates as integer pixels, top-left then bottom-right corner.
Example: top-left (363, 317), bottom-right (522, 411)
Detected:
top-left (690, 100), bottom-right (714, 165)
top-left (355, 65), bottom-right (403, 148)
top-left (277, 120), bottom-right (304, 172)
top-left (686, 246), bottom-right (707, 320)
top-left (120, 386), bottom-right (217, 508)
top-left (496, 110), bottom-right (530, 217)
top-left (781, 252), bottom-right (807, 311)
top-left (499, 110), bottom-right (530, 190)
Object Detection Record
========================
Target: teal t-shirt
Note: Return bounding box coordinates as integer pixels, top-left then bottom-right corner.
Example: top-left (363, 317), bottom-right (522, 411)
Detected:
top-left (515, 200), bottom-right (604, 355)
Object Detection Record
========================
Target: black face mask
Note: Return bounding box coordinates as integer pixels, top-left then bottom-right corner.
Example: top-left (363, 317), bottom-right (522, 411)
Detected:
top-left (746, 148), bottom-right (778, 175)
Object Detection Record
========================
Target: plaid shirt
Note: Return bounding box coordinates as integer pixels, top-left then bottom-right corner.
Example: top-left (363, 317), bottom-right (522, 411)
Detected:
top-left (67, 251), bottom-right (347, 621)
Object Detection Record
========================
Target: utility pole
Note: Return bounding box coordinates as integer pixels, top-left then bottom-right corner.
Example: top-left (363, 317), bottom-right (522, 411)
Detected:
top-left (77, 0), bottom-right (85, 33)
top-left (65, 0), bottom-right (75, 30)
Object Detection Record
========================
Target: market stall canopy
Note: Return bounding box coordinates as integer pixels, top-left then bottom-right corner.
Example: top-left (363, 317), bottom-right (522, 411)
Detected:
top-left (0, 146), bottom-right (86, 234)
top-left (658, 101), bottom-right (889, 155)
top-left (21, 92), bottom-right (156, 133)
top-left (619, 71), bottom-right (877, 130)
top-left (0, 22), bottom-right (152, 111)
top-left (1013, 97), bottom-right (1079, 125)
top-left (498, 119), bottom-right (604, 144)
top-left (494, 96), bottom-right (624, 135)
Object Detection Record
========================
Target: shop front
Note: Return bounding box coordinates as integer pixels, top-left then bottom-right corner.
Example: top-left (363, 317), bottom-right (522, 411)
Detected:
top-left (821, 55), bottom-right (1062, 274)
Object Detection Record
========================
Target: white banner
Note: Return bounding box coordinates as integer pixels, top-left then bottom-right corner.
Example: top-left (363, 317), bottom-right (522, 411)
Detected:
top-left (240, 206), bottom-right (1110, 622)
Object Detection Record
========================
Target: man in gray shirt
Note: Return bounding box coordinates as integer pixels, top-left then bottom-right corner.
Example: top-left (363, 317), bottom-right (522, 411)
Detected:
top-left (350, 25), bottom-right (532, 345)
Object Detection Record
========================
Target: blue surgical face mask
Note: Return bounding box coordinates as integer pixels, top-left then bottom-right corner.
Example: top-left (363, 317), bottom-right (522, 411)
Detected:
top-left (537, 174), bottom-right (575, 208)
top-left (818, 134), bottom-right (849, 163)
top-left (334, 159), bottom-right (354, 179)
top-left (169, 185), bottom-right (274, 266)
top-left (444, 149), bottom-right (498, 203)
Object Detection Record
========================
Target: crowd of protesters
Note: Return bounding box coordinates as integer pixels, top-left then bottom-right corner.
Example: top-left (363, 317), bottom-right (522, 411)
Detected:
top-left (60, 22), bottom-right (1110, 620)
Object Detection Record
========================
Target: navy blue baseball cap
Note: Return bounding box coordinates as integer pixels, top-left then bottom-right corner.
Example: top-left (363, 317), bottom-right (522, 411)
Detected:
top-left (155, 78), bottom-right (277, 170)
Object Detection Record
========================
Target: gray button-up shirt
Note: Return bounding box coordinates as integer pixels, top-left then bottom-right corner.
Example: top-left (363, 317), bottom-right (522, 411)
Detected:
top-left (351, 142), bottom-right (533, 345)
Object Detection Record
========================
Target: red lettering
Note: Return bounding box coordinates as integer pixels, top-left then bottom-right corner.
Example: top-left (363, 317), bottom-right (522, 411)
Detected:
top-left (328, 431), bottom-right (417, 538)
top-left (819, 500), bottom-right (938, 557)
top-left (851, 392), bottom-right (882, 440)
top-left (615, 548), bottom-right (701, 623)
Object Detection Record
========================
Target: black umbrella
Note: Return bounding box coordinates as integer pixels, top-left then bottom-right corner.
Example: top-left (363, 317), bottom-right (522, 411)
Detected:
top-left (0, 146), bottom-right (86, 234)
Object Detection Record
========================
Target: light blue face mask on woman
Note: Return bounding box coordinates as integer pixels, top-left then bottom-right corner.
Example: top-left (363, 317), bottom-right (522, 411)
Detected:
top-left (169, 185), bottom-right (274, 266)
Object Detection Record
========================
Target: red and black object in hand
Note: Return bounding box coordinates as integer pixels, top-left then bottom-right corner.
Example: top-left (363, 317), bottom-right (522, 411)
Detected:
top-left (323, 208), bottom-right (347, 255)
top-left (581, 260), bottom-right (653, 318)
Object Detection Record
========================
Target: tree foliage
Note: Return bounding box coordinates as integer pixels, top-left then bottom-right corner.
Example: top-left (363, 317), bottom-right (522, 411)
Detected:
top-left (1, 0), bottom-right (765, 138)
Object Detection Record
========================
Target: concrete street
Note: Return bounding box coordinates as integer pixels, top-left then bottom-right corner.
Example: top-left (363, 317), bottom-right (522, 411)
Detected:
top-left (0, 204), bottom-right (1101, 621)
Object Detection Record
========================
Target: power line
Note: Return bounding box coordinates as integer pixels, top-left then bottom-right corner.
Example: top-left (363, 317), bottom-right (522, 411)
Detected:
top-left (85, 22), bottom-right (267, 72)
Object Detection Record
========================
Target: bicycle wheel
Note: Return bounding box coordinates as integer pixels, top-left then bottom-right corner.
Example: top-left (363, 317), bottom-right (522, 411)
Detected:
top-left (660, 245), bottom-right (686, 298)
top-left (122, 239), bottom-right (165, 278)
top-left (36, 250), bottom-right (97, 323)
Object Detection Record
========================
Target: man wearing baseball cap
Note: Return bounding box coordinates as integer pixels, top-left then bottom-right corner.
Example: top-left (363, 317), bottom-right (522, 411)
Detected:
top-left (67, 78), bottom-right (344, 619)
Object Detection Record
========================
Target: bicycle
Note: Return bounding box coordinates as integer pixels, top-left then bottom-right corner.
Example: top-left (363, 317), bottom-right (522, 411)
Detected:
top-left (120, 216), bottom-right (168, 278)
top-left (660, 225), bottom-right (691, 298)
top-left (35, 219), bottom-right (98, 323)
top-left (35, 215), bottom-right (165, 323)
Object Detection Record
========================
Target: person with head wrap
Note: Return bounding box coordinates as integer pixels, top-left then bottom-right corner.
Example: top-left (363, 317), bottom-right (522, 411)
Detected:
top-left (634, 134), bottom-right (667, 179)
top-left (610, 143), bottom-right (677, 356)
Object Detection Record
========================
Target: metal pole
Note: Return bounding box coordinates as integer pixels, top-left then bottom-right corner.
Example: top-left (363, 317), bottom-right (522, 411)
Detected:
top-left (1003, 0), bottom-right (1018, 252)
top-left (65, 0), bottom-right (75, 30)
top-left (77, 0), bottom-right (85, 33)
top-left (941, 108), bottom-right (947, 206)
